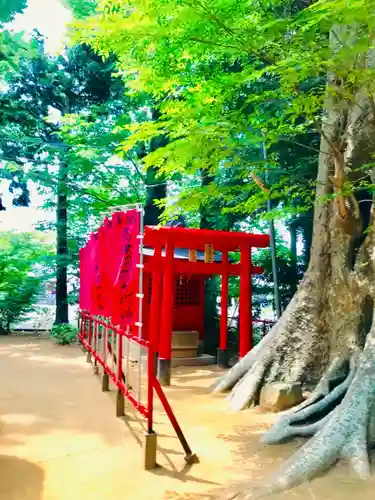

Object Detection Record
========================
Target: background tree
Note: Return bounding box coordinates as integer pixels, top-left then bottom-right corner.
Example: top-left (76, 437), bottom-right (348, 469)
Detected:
top-left (0, 34), bottom-right (139, 323)
top-left (0, 231), bottom-right (53, 334)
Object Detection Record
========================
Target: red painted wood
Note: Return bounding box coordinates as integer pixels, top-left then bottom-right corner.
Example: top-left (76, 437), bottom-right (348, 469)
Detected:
top-left (220, 251), bottom-right (229, 350)
top-left (239, 246), bottom-right (252, 357)
top-left (78, 312), bottom-right (151, 419)
top-left (159, 244), bottom-right (174, 359)
top-left (149, 245), bottom-right (162, 351)
top-left (173, 276), bottom-right (204, 339)
top-left (144, 226), bottom-right (270, 250)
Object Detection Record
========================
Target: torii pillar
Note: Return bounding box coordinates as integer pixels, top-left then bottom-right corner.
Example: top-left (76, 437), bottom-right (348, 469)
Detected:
top-left (218, 250), bottom-right (229, 367)
top-left (157, 242), bottom-right (175, 386)
top-left (239, 245), bottom-right (253, 358)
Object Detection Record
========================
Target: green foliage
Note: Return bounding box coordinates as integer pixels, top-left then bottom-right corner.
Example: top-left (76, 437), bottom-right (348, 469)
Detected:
top-left (0, 232), bottom-right (53, 333)
top-left (63, 0), bottom-right (98, 19)
top-left (0, 0), bottom-right (32, 81)
top-left (50, 323), bottom-right (78, 345)
top-left (70, 0), bottom-right (375, 222)
top-left (0, 34), bottom-right (147, 313)
top-left (0, 0), bottom-right (26, 23)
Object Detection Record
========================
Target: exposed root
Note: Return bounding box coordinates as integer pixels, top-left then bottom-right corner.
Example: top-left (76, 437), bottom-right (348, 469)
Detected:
top-left (227, 359), bottom-right (270, 411)
top-left (299, 354), bottom-right (350, 406)
top-left (263, 353), bottom-right (358, 444)
top-left (342, 428), bottom-right (371, 480)
top-left (212, 323), bottom-right (280, 395)
top-left (213, 284), bottom-right (326, 409)
top-left (248, 336), bottom-right (375, 498)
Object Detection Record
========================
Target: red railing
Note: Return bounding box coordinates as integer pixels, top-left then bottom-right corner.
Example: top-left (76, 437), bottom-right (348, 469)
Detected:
top-left (78, 311), bottom-right (196, 466)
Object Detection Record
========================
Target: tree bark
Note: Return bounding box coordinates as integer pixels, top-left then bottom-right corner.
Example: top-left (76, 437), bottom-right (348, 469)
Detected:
top-left (55, 161), bottom-right (69, 325)
top-left (214, 39), bottom-right (375, 495)
top-left (143, 107), bottom-right (168, 226)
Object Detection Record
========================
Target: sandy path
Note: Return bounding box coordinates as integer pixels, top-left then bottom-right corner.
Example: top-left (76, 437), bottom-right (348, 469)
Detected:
top-left (0, 336), bottom-right (374, 500)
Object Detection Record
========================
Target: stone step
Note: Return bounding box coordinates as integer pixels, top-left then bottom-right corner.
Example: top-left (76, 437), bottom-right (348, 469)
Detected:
top-left (172, 348), bottom-right (198, 358)
top-left (172, 330), bottom-right (199, 350)
top-left (171, 354), bottom-right (216, 368)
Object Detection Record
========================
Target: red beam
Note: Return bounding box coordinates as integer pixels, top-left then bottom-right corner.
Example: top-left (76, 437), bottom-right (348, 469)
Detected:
top-left (144, 261), bottom-right (264, 276)
top-left (144, 226), bottom-right (270, 251)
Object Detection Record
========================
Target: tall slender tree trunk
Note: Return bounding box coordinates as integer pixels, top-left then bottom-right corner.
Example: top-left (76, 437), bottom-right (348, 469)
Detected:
top-left (142, 108), bottom-right (168, 226)
top-left (55, 161), bottom-right (69, 325)
top-left (200, 168), bottom-right (216, 230)
top-left (144, 165), bottom-right (167, 225)
top-left (200, 169), bottom-right (220, 355)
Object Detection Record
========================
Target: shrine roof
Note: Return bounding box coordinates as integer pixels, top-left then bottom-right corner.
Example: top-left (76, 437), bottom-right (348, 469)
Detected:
top-left (144, 225), bottom-right (270, 250)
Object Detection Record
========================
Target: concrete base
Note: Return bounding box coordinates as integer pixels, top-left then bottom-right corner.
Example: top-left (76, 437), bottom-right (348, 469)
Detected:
top-left (93, 360), bottom-right (99, 375)
top-left (86, 352), bottom-right (92, 363)
top-left (171, 354), bottom-right (216, 368)
top-left (217, 348), bottom-right (229, 368)
top-left (157, 358), bottom-right (171, 386)
top-left (197, 340), bottom-right (205, 357)
top-left (144, 432), bottom-right (158, 470)
top-left (116, 389), bottom-right (125, 417)
top-left (102, 372), bottom-right (110, 392)
top-left (184, 453), bottom-right (200, 465)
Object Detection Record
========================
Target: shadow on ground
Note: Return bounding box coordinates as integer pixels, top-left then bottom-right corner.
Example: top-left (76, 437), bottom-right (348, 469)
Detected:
top-left (0, 455), bottom-right (44, 500)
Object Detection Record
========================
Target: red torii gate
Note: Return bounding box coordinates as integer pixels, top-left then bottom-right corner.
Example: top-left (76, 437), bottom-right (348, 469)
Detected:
top-left (143, 225), bottom-right (270, 385)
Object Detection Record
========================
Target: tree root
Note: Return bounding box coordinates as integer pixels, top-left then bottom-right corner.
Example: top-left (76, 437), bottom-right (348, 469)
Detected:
top-left (212, 322), bottom-right (280, 395)
top-left (226, 358), bottom-right (271, 412)
top-left (245, 339), bottom-right (375, 499)
top-left (212, 285), bottom-right (326, 411)
top-left (263, 353), bottom-right (358, 444)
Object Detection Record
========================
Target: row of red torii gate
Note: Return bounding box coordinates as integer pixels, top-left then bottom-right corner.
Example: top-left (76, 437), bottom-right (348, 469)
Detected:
top-left (79, 205), bottom-right (270, 385)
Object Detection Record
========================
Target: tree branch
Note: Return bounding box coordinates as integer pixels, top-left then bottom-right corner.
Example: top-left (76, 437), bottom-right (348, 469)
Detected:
top-left (250, 172), bottom-right (269, 194)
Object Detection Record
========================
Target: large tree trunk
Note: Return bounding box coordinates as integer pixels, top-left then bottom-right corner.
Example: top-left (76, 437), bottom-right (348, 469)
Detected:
top-left (55, 161), bottom-right (69, 325)
top-left (143, 108), bottom-right (168, 226)
top-left (214, 55), bottom-right (375, 496)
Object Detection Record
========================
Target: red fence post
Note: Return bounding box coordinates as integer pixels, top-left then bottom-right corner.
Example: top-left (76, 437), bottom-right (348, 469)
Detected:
top-left (153, 378), bottom-right (198, 464)
top-left (93, 321), bottom-right (99, 374)
top-left (147, 342), bottom-right (154, 434)
top-left (101, 325), bottom-right (110, 392)
top-left (86, 317), bottom-right (93, 363)
top-left (77, 310), bottom-right (196, 471)
top-left (116, 334), bottom-right (125, 417)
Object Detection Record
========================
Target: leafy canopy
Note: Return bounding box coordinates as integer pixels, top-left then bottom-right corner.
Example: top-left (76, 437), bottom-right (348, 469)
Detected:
top-left (71, 0), bottom-right (375, 219)
top-left (0, 0), bottom-right (26, 23)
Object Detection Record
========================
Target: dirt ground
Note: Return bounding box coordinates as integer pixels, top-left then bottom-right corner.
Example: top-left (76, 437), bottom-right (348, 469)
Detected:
top-left (0, 337), bottom-right (374, 500)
